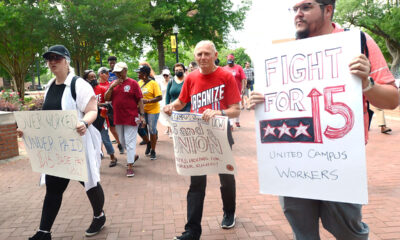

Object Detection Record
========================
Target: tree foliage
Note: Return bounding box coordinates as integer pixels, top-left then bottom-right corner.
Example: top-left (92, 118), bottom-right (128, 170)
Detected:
top-left (0, 0), bottom-right (50, 97)
top-left (141, 0), bottom-right (251, 72)
top-left (335, 0), bottom-right (400, 77)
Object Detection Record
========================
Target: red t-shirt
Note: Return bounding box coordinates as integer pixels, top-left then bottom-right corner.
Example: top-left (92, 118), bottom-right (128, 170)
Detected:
top-left (332, 23), bottom-right (396, 143)
top-left (223, 64), bottom-right (246, 92)
top-left (179, 67), bottom-right (241, 113)
top-left (94, 81), bottom-right (109, 115)
top-left (110, 78), bottom-right (143, 126)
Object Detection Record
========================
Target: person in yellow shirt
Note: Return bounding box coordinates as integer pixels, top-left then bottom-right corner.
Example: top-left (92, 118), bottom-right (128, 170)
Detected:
top-left (136, 65), bottom-right (162, 160)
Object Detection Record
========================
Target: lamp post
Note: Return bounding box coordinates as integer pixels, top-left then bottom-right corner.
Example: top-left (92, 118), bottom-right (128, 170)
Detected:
top-left (35, 53), bottom-right (41, 90)
top-left (173, 24), bottom-right (179, 63)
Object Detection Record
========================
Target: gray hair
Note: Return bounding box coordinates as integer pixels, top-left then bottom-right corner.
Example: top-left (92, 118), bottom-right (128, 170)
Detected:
top-left (98, 66), bottom-right (110, 75)
top-left (194, 40), bottom-right (217, 54)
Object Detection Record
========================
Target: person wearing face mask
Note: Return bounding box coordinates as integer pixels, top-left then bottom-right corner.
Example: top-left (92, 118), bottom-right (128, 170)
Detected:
top-left (165, 63), bottom-right (191, 114)
top-left (223, 54), bottom-right (246, 130)
top-left (83, 68), bottom-right (118, 168)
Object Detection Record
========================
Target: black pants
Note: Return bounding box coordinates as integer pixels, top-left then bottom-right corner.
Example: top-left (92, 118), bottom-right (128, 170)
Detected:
top-left (184, 174), bottom-right (236, 237)
top-left (39, 175), bottom-right (105, 231)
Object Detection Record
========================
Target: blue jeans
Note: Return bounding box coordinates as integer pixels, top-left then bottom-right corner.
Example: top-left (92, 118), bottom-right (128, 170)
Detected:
top-left (100, 128), bottom-right (114, 155)
top-left (144, 113), bottom-right (159, 135)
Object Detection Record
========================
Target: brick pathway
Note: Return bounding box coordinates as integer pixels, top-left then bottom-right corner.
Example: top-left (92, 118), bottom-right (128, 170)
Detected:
top-left (1, 109), bottom-right (400, 240)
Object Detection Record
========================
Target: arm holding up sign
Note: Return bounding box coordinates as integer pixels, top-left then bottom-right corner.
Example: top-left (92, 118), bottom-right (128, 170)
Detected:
top-left (350, 54), bottom-right (398, 110)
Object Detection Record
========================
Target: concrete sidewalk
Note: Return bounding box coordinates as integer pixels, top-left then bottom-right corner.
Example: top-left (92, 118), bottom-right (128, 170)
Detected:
top-left (1, 109), bottom-right (400, 240)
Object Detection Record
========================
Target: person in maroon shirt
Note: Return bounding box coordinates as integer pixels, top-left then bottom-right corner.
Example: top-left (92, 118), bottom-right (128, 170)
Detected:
top-left (105, 62), bottom-right (145, 177)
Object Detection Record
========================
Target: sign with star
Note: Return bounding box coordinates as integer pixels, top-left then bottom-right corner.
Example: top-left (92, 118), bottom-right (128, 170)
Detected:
top-left (254, 30), bottom-right (368, 204)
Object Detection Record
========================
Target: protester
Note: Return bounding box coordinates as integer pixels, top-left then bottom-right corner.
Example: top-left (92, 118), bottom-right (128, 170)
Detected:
top-left (376, 108), bottom-right (392, 133)
top-left (164, 40), bottom-right (241, 240)
top-left (243, 62), bottom-right (254, 109)
top-left (165, 63), bottom-right (191, 113)
top-left (136, 64), bottom-right (162, 160)
top-left (105, 62), bottom-right (144, 177)
top-left (85, 68), bottom-right (118, 167)
top-left (158, 69), bottom-right (172, 136)
top-left (106, 56), bottom-right (124, 154)
top-left (249, 1), bottom-right (399, 239)
top-left (223, 54), bottom-right (246, 129)
top-left (188, 61), bottom-right (198, 73)
top-left (20, 45), bottom-right (106, 240)
top-left (136, 61), bottom-right (157, 145)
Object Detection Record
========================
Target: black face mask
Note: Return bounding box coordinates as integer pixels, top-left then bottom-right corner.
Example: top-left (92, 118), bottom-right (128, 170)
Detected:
top-left (90, 80), bottom-right (98, 88)
top-left (176, 72), bottom-right (184, 78)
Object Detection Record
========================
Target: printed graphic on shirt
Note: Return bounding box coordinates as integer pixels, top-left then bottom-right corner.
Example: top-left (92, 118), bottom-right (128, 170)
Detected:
top-left (124, 85), bottom-right (131, 92)
top-left (191, 84), bottom-right (225, 112)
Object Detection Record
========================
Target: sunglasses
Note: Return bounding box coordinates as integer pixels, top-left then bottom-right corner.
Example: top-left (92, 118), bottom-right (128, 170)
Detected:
top-left (45, 54), bottom-right (64, 62)
top-left (163, 74), bottom-right (169, 77)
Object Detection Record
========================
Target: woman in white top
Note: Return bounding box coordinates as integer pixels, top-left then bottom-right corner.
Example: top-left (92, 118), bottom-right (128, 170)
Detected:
top-left (18, 45), bottom-right (106, 240)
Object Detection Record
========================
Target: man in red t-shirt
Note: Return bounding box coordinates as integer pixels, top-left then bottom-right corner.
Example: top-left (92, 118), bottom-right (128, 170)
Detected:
top-left (223, 54), bottom-right (246, 129)
top-left (105, 62), bottom-right (145, 177)
top-left (249, 1), bottom-right (399, 239)
top-left (164, 40), bottom-right (241, 240)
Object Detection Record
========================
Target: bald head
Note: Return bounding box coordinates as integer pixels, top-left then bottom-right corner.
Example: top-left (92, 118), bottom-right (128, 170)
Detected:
top-left (194, 40), bottom-right (219, 74)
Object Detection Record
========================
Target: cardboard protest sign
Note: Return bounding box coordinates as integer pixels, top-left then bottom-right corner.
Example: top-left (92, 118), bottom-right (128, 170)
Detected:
top-left (254, 30), bottom-right (368, 204)
top-left (14, 110), bottom-right (88, 182)
top-left (171, 111), bottom-right (236, 176)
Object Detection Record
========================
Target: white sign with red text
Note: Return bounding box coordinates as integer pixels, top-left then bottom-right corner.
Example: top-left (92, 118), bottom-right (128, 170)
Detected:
top-left (254, 30), bottom-right (368, 204)
top-left (171, 112), bottom-right (236, 176)
top-left (14, 110), bottom-right (88, 182)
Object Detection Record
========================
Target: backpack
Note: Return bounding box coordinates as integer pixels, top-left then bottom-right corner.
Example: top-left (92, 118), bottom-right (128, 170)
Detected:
top-left (71, 76), bottom-right (105, 132)
top-left (345, 29), bottom-right (373, 130)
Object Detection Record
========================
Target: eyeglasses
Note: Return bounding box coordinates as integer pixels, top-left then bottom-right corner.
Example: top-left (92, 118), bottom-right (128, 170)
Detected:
top-left (163, 74), bottom-right (169, 77)
top-left (100, 71), bottom-right (109, 74)
top-left (175, 70), bottom-right (184, 73)
top-left (45, 54), bottom-right (64, 62)
top-left (289, 2), bottom-right (326, 14)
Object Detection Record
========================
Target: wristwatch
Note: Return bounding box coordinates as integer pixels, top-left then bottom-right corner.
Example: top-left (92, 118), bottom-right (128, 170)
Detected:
top-left (81, 120), bottom-right (89, 129)
top-left (221, 110), bottom-right (226, 116)
top-left (362, 76), bottom-right (375, 92)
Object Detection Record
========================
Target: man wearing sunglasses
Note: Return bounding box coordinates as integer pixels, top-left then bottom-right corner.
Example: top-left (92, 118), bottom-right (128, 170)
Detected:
top-left (249, 1), bottom-right (398, 239)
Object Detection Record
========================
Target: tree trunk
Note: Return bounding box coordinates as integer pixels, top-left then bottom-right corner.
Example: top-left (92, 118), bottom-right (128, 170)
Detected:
top-left (386, 39), bottom-right (400, 78)
top-left (156, 35), bottom-right (165, 74)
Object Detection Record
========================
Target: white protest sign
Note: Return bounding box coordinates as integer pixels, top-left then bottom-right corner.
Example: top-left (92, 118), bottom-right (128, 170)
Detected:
top-left (254, 30), bottom-right (368, 204)
top-left (14, 110), bottom-right (88, 182)
top-left (171, 111), bottom-right (236, 176)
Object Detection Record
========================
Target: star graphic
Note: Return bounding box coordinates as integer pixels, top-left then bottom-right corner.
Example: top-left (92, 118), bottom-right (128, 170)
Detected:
top-left (277, 122), bottom-right (292, 138)
top-left (293, 122), bottom-right (311, 138)
top-left (263, 124), bottom-right (276, 138)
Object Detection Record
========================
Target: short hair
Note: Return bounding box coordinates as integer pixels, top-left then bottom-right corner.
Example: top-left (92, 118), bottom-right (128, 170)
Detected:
top-left (107, 56), bottom-right (117, 62)
top-left (173, 63), bottom-right (186, 72)
top-left (97, 67), bottom-right (109, 75)
top-left (83, 69), bottom-right (95, 81)
top-left (316, 0), bottom-right (336, 19)
top-left (189, 61), bottom-right (198, 68)
top-left (194, 40), bottom-right (217, 54)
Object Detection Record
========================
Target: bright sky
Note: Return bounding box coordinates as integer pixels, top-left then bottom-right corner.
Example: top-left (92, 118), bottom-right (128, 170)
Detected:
top-left (230, 0), bottom-right (296, 60)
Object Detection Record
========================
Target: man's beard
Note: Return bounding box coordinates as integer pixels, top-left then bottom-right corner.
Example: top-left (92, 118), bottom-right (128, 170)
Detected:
top-left (296, 28), bottom-right (310, 39)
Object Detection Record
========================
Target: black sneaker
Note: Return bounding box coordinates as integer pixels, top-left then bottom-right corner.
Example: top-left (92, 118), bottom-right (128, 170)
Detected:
top-left (139, 140), bottom-right (147, 145)
top-left (29, 231), bottom-right (51, 240)
top-left (145, 142), bottom-right (151, 156)
top-left (173, 231), bottom-right (199, 240)
top-left (150, 150), bottom-right (157, 160)
top-left (85, 212), bottom-right (106, 237)
top-left (221, 212), bottom-right (235, 229)
top-left (118, 144), bottom-right (124, 154)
